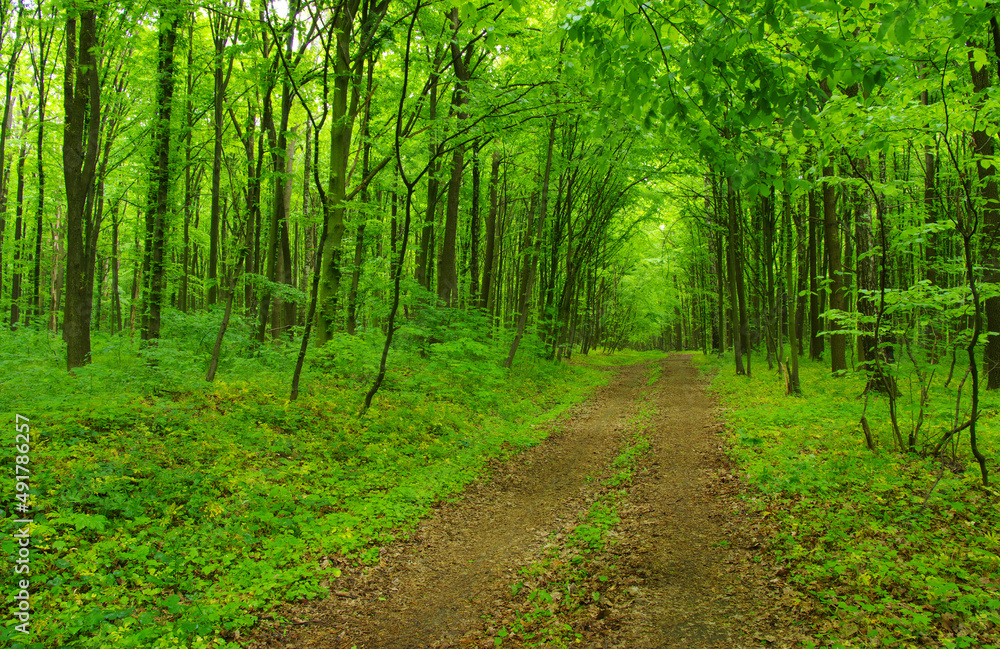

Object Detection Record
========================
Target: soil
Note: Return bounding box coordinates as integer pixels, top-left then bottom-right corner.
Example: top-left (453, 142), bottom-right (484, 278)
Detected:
top-left (247, 355), bottom-right (802, 649)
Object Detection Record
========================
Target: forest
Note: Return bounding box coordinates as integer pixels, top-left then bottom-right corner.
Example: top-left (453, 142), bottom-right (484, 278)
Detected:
top-left (3, 0), bottom-right (1000, 647)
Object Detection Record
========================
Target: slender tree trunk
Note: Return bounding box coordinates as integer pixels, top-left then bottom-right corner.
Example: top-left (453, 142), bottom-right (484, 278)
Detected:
top-left (347, 53), bottom-right (376, 334)
top-left (30, 3), bottom-right (53, 327)
top-left (971, 49), bottom-right (1000, 388)
top-left (110, 203), bottom-right (122, 333)
top-left (10, 116), bottom-right (28, 329)
top-left (808, 189), bottom-right (823, 360)
top-left (257, 41), bottom-right (283, 340)
top-left (416, 67), bottom-right (440, 293)
top-left (469, 139), bottom-right (481, 305)
top-left (506, 118), bottom-right (557, 368)
top-left (726, 176), bottom-right (745, 374)
top-left (0, 12), bottom-right (24, 305)
top-left (438, 11), bottom-right (471, 306)
top-left (140, 10), bottom-right (179, 341)
top-left (480, 152), bottom-right (501, 310)
top-left (180, 19), bottom-right (195, 314)
top-left (62, 10), bottom-right (100, 369)
top-left (782, 172), bottom-right (800, 393)
top-left (208, 11), bottom-right (236, 306)
top-left (763, 189), bottom-right (777, 370)
top-left (824, 163), bottom-right (847, 373)
top-left (318, 0), bottom-right (363, 344)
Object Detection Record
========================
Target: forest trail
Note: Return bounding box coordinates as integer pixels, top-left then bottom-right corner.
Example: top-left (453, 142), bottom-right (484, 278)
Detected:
top-left (250, 355), bottom-right (780, 648)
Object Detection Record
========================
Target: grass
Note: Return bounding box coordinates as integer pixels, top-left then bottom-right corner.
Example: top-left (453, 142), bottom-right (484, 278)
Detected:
top-left (701, 351), bottom-right (1000, 648)
top-left (0, 307), bottom-right (607, 649)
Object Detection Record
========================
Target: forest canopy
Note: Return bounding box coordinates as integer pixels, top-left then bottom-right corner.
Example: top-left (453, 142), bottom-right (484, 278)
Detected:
top-left (0, 0), bottom-right (997, 451)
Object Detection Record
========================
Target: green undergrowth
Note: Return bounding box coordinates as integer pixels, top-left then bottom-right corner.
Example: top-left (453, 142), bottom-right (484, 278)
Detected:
top-left (493, 404), bottom-right (654, 647)
top-left (0, 308), bottom-right (606, 649)
top-left (702, 353), bottom-right (1000, 648)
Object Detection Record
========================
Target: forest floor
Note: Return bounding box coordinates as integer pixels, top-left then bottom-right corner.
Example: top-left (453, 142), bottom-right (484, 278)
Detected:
top-left (248, 355), bottom-right (803, 648)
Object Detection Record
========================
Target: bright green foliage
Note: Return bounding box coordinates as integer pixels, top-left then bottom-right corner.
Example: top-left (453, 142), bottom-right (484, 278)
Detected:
top-left (705, 355), bottom-right (1000, 647)
top-left (0, 313), bottom-right (605, 649)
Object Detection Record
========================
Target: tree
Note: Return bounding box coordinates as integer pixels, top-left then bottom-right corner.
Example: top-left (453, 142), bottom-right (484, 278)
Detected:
top-left (62, 5), bottom-right (101, 369)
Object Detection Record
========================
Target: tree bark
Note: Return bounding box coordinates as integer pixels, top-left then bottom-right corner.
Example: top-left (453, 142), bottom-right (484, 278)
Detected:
top-left (317, 0), bottom-right (363, 343)
top-left (140, 10), bottom-right (179, 341)
top-left (62, 9), bottom-right (101, 369)
top-left (416, 64), bottom-right (440, 293)
top-left (808, 189), bottom-right (823, 360)
top-left (480, 152), bottom-right (501, 310)
top-left (438, 9), bottom-right (471, 306)
top-left (469, 139), bottom-right (481, 305)
top-left (9, 109), bottom-right (28, 329)
top-left (824, 163), bottom-right (847, 373)
top-left (208, 9), bottom-right (237, 306)
top-left (506, 118), bottom-right (557, 368)
top-left (971, 46), bottom-right (1000, 389)
top-left (726, 175), bottom-right (746, 374)
top-left (782, 170), bottom-right (800, 393)
top-left (347, 53), bottom-right (377, 334)
top-left (30, 3), bottom-right (54, 327)
top-left (110, 203), bottom-right (122, 333)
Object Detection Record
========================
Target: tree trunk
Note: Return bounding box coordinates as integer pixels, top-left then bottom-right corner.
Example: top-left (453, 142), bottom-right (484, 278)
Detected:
top-left (824, 163), bottom-right (847, 373)
top-left (208, 10), bottom-right (236, 306)
top-left (808, 189), bottom-right (823, 360)
top-left (438, 10), bottom-right (471, 306)
top-left (140, 10), bottom-right (179, 341)
top-left (480, 152), bottom-right (501, 310)
top-left (317, 0), bottom-right (363, 344)
top-left (10, 118), bottom-right (27, 329)
top-left (0, 10), bottom-right (24, 306)
top-left (469, 139), bottom-right (481, 306)
top-left (180, 21), bottom-right (196, 314)
top-left (416, 66), bottom-right (440, 293)
top-left (782, 171), bottom-right (800, 393)
top-left (506, 119), bottom-right (556, 368)
top-left (62, 9), bottom-right (101, 369)
top-left (110, 203), bottom-right (122, 333)
top-left (971, 47), bottom-right (1000, 388)
top-left (347, 53), bottom-right (377, 334)
top-left (726, 176), bottom-right (745, 374)
top-left (763, 189), bottom-right (777, 370)
top-left (30, 3), bottom-right (54, 327)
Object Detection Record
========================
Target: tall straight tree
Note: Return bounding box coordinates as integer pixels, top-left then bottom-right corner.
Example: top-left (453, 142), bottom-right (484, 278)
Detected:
top-left (479, 151), bottom-right (501, 309)
top-left (970, 42), bottom-right (1000, 389)
top-left (207, 4), bottom-right (240, 306)
top-left (29, 2), bottom-right (59, 325)
top-left (316, 0), bottom-right (390, 344)
top-left (62, 5), bottom-right (100, 370)
top-left (505, 117), bottom-right (557, 368)
top-left (10, 98), bottom-right (31, 328)
top-left (141, 8), bottom-right (180, 341)
top-left (0, 3), bottom-right (24, 303)
top-left (824, 161), bottom-right (847, 373)
top-left (438, 8), bottom-right (473, 306)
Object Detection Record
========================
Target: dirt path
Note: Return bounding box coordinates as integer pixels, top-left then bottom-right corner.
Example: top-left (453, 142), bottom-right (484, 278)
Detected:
top-left (249, 355), bottom-right (785, 648)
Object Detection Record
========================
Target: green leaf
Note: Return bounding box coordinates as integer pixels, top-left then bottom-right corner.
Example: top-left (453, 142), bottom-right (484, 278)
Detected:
top-left (973, 47), bottom-right (989, 72)
top-left (792, 119), bottom-right (804, 140)
top-left (894, 12), bottom-right (911, 44)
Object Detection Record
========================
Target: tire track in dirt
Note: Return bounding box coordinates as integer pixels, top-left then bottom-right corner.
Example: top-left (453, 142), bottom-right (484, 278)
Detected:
top-left (249, 355), bottom-right (787, 649)
top-left (606, 354), bottom-right (746, 648)
top-left (250, 361), bottom-right (652, 649)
